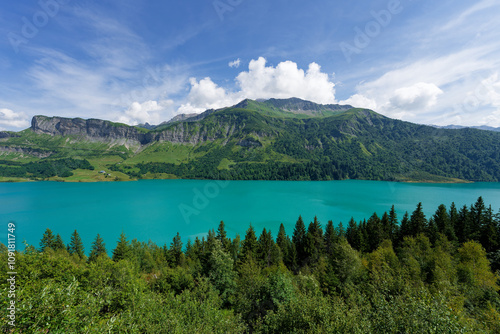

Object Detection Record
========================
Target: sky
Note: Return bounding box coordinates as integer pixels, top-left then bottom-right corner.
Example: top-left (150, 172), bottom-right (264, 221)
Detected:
top-left (1, 0), bottom-right (500, 131)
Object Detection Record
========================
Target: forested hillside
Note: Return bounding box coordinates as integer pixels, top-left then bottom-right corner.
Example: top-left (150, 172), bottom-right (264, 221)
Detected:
top-left (1, 98), bottom-right (500, 182)
top-left (2, 197), bottom-right (499, 332)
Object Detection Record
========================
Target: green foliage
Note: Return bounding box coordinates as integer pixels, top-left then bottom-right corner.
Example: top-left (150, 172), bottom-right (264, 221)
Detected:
top-left (88, 234), bottom-right (108, 263)
top-left (67, 229), bottom-right (85, 258)
top-left (5, 197), bottom-right (500, 332)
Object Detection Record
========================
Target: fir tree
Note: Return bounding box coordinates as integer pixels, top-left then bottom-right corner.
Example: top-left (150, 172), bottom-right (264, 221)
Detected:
top-left (292, 215), bottom-right (306, 264)
top-left (388, 205), bottom-right (399, 241)
top-left (276, 223), bottom-right (289, 260)
top-left (39, 228), bottom-right (56, 252)
top-left (88, 234), bottom-right (107, 262)
top-left (324, 220), bottom-right (337, 256)
top-left (112, 231), bottom-right (130, 261)
top-left (53, 234), bottom-right (65, 251)
top-left (409, 202), bottom-right (427, 236)
top-left (241, 224), bottom-right (258, 260)
top-left (216, 220), bottom-right (231, 251)
top-left (67, 230), bottom-right (85, 258)
top-left (170, 232), bottom-right (183, 266)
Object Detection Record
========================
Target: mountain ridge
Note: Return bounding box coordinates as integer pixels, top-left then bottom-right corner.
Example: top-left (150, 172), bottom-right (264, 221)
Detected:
top-left (2, 98), bottom-right (500, 182)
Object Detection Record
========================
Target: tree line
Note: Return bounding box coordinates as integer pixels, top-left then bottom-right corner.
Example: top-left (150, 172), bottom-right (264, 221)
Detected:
top-left (2, 197), bottom-right (500, 332)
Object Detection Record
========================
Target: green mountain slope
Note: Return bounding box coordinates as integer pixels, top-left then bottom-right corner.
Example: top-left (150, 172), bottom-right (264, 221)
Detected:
top-left (1, 98), bottom-right (500, 182)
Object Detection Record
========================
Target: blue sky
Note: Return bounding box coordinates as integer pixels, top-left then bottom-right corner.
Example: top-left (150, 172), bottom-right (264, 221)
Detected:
top-left (1, 0), bottom-right (500, 130)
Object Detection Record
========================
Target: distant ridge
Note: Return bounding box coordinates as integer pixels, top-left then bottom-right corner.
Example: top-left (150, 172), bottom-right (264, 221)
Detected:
top-left (1, 97), bottom-right (500, 182)
top-left (433, 124), bottom-right (500, 132)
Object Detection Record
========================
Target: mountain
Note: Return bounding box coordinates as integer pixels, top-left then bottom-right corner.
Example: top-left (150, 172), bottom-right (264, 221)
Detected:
top-left (434, 124), bottom-right (500, 132)
top-left (1, 98), bottom-right (500, 182)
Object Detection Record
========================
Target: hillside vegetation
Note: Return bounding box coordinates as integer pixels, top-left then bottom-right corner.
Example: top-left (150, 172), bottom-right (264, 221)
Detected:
top-left (2, 198), bottom-right (500, 332)
top-left (1, 98), bottom-right (500, 182)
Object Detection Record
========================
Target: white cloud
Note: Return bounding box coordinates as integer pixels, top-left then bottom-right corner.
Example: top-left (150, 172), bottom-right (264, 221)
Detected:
top-left (179, 57), bottom-right (337, 114)
top-left (178, 77), bottom-right (235, 114)
top-left (340, 94), bottom-right (377, 110)
top-left (117, 100), bottom-right (174, 125)
top-left (0, 108), bottom-right (29, 129)
top-left (228, 58), bottom-right (241, 68)
top-left (388, 82), bottom-right (443, 111)
top-left (236, 57), bottom-right (336, 104)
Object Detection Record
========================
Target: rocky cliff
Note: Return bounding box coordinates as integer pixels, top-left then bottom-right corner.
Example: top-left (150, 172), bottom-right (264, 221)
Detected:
top-left (30, 115), bottom-right (238, 146)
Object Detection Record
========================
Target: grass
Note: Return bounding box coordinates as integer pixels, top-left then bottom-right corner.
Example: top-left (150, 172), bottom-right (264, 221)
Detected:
top-left (217, 158), bottom-right (235, 170)
top-left (124, 142), bottom-right (196, 165)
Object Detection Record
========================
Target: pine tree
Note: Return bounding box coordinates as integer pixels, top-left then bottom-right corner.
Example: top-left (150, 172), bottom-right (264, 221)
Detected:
top-left (216, 220), bottom-right (231, 251)
top-left (257, 228), bottom-right (274, 267)
top-left (398, 212), bottom-right (411, 244)
top-left (470, 196), bottom-right (486, 241)
top-left (480, 205), bottom-right (499, 252)
top-left (388, 205), bottom-right (398, 241)
top-left (67, 229), bottom-right (85, 258)
top-left (39, 228), bottom-right (56, 252)
top-left (292, 215), bottom-right (306, 264)
top-left (53, 234), bottom-right (65, 251)
top-left (410, 202), bottom-right (427, 236)
top-left (433, 204), bottom-right (457, 242)
top-left (324, 220), bottom-right (337, 256)
top-left (366, 212), bottom-right (382, 252)
top-left (276, 223), bottom-right (289, 260)
top-left (112, 231), bottom-right (130, 262)
top-left (304, 216), bottom-right (323, 265)
top-left (242, 224), bottom-right (258, 260)
top-left (456, 205), bottom-right (472, 243)
top-left (88, 234), bottom-right (107, 262)
top-left (170, 232), bottom-right (183, 266)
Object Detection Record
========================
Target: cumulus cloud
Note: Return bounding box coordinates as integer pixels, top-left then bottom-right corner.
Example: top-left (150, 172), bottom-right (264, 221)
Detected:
top-left (0, 108), bottom-right (29, 129)
top-left (178, 77), bottom-right (235, 114)
top-left (228, 58), bottom-right (241, 68)
top-left (117, 100), bottom-right (174, 125)
top-left (179, 57), bottom-right (337, 114)
top-left (236, 57), bottom-right (336, 104)
top-left (340, 94), bottom-right (377, 110)
top-left (388, 82), bottom-right (443, 111)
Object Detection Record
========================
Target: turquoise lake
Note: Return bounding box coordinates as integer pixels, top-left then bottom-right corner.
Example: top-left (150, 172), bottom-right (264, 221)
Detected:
top-left (1, 180), bottom-right (500, 253)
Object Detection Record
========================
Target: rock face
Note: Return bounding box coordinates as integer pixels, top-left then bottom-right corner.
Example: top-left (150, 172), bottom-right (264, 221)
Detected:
top-left (30, 115), bottom-right (237, 146)
top-left (31, 116), bottom-right (151, 144)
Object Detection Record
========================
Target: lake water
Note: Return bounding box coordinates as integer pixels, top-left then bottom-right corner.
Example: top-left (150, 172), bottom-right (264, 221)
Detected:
top-left (1, 180), bottom-right (499, 253)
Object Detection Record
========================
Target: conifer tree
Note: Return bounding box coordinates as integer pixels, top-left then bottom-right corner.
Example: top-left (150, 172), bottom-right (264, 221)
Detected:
top-left (88, 234), bottom-right (107, 262)
top-left (433, 204), bottom-right (457, 242)
top-left (304, 216), bottom-right (323, 265)
top-left (257, 228), bottom-right (274, 267)
top-left (39, 228), bottom-right (56, 252)
top-left (398, 212), bottom-right (411, 244)
top-left (67, 229), bottom-right (85, 258)
top-left (471, 196), bottom-right (486, 241)
top-left (292, 215), bottom-right (306, 264)
top-left (480, 205), bottom-right (499, 252)
top-left (456, 205), bottom-right (472, 243)
top-left (216, 220), bottom-right (231, 251)
top-left (276, 223), bottom-right (289, 260)
top-left (324, 220), bottom-right (337, 256)
top-left (410, 202), bottom-right (427, 236)
top-left (242, 224), bottom-right (258, 260)
top-left (388, 205), bottom-right (399, 241)
top-left (53, 234), bottom-right (65, 251)
top-left (170, 232), bottom-right (183, 266)
top-left (112, 231), bottom-right (130, 261)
